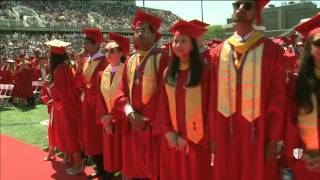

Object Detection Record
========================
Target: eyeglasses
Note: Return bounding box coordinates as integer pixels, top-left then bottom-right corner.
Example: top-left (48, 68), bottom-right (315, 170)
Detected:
top-left (232, 1), bottom-right (255, 11)
top-left (312, 39), bottom-right (320, 48)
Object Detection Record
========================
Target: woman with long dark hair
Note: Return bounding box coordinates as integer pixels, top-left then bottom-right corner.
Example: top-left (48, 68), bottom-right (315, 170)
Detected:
top-left (40, 75), bottom-right (56, 161)
top-left (156, 20), bottom-right (211, 180)
top-left (44, 39), bottom-right (83, 176)
top-left (285, 27), bottom-right (320, 179)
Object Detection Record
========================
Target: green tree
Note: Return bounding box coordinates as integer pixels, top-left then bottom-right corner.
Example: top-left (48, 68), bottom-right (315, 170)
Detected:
top-left (205, 25), bottom-right (224, 40)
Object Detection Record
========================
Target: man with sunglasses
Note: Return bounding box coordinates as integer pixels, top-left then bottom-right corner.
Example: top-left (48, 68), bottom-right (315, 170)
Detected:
top-left (208, 0), bottom-right (286, 179)
top-left (112, 10), bottom-right (169, 180)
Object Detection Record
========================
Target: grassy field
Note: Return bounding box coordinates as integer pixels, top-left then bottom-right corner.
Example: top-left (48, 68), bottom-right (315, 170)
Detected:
top-left (0, 104), bottom-right (49, 148)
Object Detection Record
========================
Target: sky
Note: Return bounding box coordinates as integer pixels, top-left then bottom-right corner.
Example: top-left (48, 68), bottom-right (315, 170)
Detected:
top-left (135, 0), bottom-right (320, 25)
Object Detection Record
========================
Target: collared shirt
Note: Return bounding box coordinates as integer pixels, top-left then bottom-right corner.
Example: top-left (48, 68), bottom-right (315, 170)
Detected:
top-left (234, 30), bottom-right (255, 43)
top-left (88, 51), bottom-right (104, 62)
top-left (110, 64), bottom-right (121, 73)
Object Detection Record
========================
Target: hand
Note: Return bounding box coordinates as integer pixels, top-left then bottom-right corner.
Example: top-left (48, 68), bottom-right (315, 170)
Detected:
top-left (265, 141), bottom-right (278, 163)
top-left (311, 156), bottom-right (320, 172)
top-left (177, 136), bottom-right (189, 154)
top-left (303, 154), bottom-right (320, 172)
top-left (100, 114), bottom-right (113, 125)
top-left (47, 99), bottom-right (54, 105)
top-left (165, 131), bottom-right (178, 148)
top-left (100, 114), bottom-right (114, 135)
top-left (128, 112), bottom-right (150, 131)
top-left (104, 124), bottom-right (114, 135)
top-left (80, 92), bottom-right (85, 102)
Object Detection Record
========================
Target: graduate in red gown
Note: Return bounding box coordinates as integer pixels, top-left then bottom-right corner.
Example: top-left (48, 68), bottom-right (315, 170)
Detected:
top-left (12, 53), bottom-right (35, 106)
top-left (284, 28), bottom-right (320, 180)
top-left (5, 60), bottom-right (15, 84)
top-left (272, 36), bottom-right (299, 72)
top-left (112, 10), bottom-right (169, 179)
top-left (207, 39), bottom-right (223, 49)
top-left (0, 58), bottom-right (15, 84)
top-left (96, 32), bottom-right (130, 179)
top-left (44, 39), bottom-right (83, 175)
top-left (40, 78), bottom-right (56, 161)
top-left (208, 1), bottom-right (286, 180)
top-left (75, 28), bottom-right (109, 179)
top-left (31, 49), bottom-right (44, 81)
top-left (0, 58), bottom-right (7, 84)
top-left (156, 20), bottom-right (212, 180)
top-left (189, 19), bottom-right (211, 64)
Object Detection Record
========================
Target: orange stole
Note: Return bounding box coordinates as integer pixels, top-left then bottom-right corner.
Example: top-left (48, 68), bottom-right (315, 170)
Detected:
top-left (217, 35), bottom-right (264, 122)
top-left (298, 94), bottom-right (320, 151)
top-left (83, 59), bottom-right (101, 86)
top-left (100, 64), bottom-right (124, 111)
top-left (126, 48), bottom-right (162, 104)
top-left (64, 60), bottom-right (76, 77)
top-left (165, 82), bottom-right (204, 144)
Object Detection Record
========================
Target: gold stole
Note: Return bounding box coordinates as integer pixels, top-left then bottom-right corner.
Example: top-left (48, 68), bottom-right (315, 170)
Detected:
top-left (165, 80), bottom-right (204, 144)
top-left (126, 47), bottom-right (162, 104)
top-left (217, 33), bottom-right (264, 122)
top-left (83, 59), bottom-right (101, 85)
top-left (80, 57), bottom-right (103, 102)
top-left (100, 64), bottom-right (124, 111)
top-left (64, 60), bottom-right (76, 77)
top-left (298, 95), bottom-right (320, 151)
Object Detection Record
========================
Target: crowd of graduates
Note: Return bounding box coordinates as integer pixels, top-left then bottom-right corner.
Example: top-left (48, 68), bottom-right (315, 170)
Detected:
top-left (1, 0), bottom-right (320, 180)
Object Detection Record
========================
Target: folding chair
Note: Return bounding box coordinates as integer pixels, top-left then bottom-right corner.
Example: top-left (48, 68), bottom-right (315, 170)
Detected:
top-left (32, 81), bottom-right (40, 94)
top-left (32, 81), bottom-right (43, 104)
top-left (1, 84), bottom-right (14, 108)
top-left (0, 84), bottom-right (4, 95)
top-left (0, 84), bottom-right (7, 107)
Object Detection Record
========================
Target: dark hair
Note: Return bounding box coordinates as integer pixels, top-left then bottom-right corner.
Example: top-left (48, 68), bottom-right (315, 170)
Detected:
top-left (147, 24), bottom-right (155, 34)
top-left (49, 52), bottom-right (69, 83)
top-left (166, 39), bottom-right (203, 87)
top-left (113, 46), bottom-right (127, 63)
top-left (295, 38), bottom-right (319, 113)
top-left (85, 37), bottom-right (97, 44)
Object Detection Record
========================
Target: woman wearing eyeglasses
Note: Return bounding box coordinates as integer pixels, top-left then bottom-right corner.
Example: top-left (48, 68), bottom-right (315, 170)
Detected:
top-left (284, 28), bottom-right (320, 180)
top-left (96, 32), bottom-right (130, 179)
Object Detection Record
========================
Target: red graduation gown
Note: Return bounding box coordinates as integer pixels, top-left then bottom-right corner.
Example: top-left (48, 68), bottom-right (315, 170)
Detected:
top-left (40, 85), bottom-right (56, 147)
top-left (32, 64), bottom-right (42, 81)
top-left (75, 56), bottom-right (108, 156)
top-left (283, 49), bottom-right (299, 72)
top-left (51, 63), bottom-right (81, 153)
top-left (200, 46), bottom-right (211, 64)
top-left (284, 73), bottom-right (320, 180)
top-left (113, 48), bottom-right (169, 178)
top-left (0, 67), bottom-right (4, 84)
top-left (12, 63), bottom-right (34, 98)
top-left (209, 38), bottom-right (286, 180)
top-left (157, 67), bottom-right (212, 180)
top-left (4, 69), bottom-right (14, 84)
top-left (96, 70), bottom-right (124, 173)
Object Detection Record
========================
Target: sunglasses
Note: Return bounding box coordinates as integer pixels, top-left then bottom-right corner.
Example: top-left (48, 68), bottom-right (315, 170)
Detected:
top-left (106, 48), bottom-right (116, 54)
top-left (312, 39), bottom-right (320, 48)
top-left (232, 1), bottom-right (255, 11)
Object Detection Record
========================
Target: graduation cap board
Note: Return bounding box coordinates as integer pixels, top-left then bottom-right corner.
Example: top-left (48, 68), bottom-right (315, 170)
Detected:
top-left (44, 39), bottom-right (71, 55)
